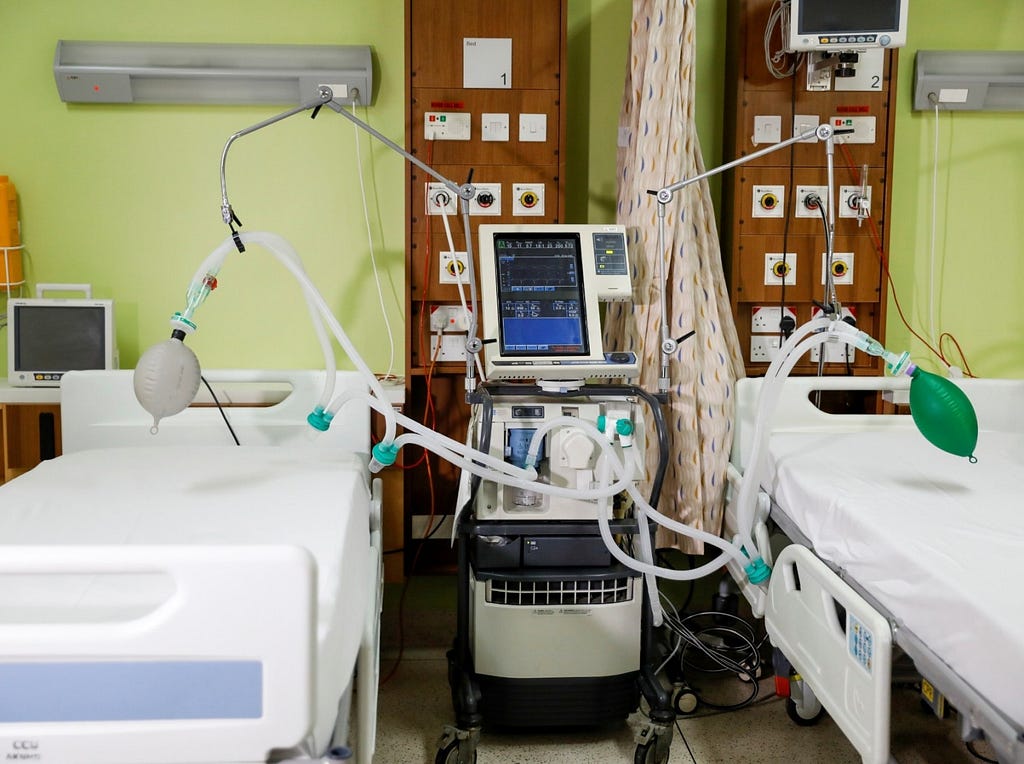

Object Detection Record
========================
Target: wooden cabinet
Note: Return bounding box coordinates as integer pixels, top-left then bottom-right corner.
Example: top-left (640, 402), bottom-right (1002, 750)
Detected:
top-left (0, 402), bottom-right (61, 483)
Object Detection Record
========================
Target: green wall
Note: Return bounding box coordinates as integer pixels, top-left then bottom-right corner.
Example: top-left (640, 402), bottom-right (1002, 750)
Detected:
top-left (2, 2), bottom-right (1022, 379)
top-left (888, 1), bottom-right (1024, 377)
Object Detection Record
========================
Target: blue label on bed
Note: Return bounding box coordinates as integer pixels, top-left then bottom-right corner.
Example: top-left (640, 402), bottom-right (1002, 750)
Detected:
top-left (0, 661), bottom-right (262, 722)
top-left (847, 614), bottom-right (874, 673)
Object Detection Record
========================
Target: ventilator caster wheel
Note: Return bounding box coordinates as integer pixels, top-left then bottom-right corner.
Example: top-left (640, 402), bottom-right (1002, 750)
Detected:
top-left (786, 696), bottom-right (825, 726)
top-left (671, 684), bottom-right (699, 715)
top-left (435, 738), bottom-right (477, 764)
top-left (634, 734), bottom-right (672, 764)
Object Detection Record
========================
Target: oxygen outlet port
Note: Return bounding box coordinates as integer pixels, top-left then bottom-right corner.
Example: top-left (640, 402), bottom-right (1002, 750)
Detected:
top-left (519, 190), bottom-right (539, 208)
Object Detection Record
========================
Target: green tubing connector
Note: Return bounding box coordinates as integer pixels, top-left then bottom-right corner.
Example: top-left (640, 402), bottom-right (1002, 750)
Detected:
top-left (745, 558), bottom-right (772, 585)
top-left (306, 407), bottom-right (334, 432)
top-left (372, 442), bottom-right (399, 467)
top-left (909, 368), bottom-right (979, 461)
top-left (615, 419), bottom-right (634, 437)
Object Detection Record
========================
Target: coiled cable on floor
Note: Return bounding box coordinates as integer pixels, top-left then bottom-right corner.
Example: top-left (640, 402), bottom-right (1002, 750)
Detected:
top-left (658, 593), bottom-right (767, 711)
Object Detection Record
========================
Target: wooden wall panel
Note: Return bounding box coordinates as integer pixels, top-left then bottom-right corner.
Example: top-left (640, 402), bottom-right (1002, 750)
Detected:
top-left (723, 0), bottom-right (898, 377)
top-left (403, 0), bottom-right (568, 574)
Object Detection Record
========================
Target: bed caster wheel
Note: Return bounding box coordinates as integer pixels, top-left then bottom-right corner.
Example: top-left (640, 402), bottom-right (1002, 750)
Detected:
top-left (671, 684), bottom-right (699, 715)
top-left (634, 736), bottom-right (671, 764)
top-left (435, 738), bottom-right (477, 764)
top-left (786, 696), bottom-right (825, 726)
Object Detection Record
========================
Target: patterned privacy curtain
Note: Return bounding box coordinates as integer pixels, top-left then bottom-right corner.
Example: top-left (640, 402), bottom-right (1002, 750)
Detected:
top-left (604, 0), bottom-right (745, 551)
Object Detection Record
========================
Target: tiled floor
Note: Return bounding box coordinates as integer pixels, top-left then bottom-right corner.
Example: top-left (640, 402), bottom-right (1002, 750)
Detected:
top-left (367, 575), bottom-right (992, 764)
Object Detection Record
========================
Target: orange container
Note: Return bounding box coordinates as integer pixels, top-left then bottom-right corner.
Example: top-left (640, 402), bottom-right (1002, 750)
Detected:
top-left (0, 175), bottom-right (24, 286)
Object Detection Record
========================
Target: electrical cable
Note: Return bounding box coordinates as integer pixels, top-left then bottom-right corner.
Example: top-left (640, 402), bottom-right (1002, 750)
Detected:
top-left (200, 375), bottom-right (240, 445)
top-left (836, 142), bottom-right (975, 375)
top-left (351, 102), bottom-right (398, 381)
top-left (658, 593), bottom-right (767, 712)
top-left (763, 0), bottom-right (801, 79)
top-left (777, 66), bottom-right (799, 344)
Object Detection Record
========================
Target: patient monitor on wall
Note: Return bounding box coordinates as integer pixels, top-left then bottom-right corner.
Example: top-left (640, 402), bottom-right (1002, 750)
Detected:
top-left (477, 224), bottom-right (639, 382)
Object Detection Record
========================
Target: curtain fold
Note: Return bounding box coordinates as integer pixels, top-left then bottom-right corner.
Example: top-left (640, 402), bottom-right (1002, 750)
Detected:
top-left (604, 0), bottom-right (745, 551)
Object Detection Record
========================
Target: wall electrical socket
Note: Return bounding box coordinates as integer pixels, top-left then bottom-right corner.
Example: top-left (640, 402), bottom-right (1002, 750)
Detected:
top-left (439, 251), bottom-right (470, 284)
top-left (821, 252), bottom-right (855, 285)
top-left (751, 305), bottom-right (798, 334)
top-left (810, 341), bottom-right (855, 365)
top-left (429, 304), bottom-right (473, 333)
top-left (796, 185), bottom-right (829, 218)
top-left (752, 185), bottom-right (785, 218)
top-left (764, 253), bottom-right (797, 286)
top-left (750, 335), bottom-right (782, 363)
top-left (469, 183), bottom-right (502, 216)
top-left (430, 333), bottom-right (468, 363)
top-left (425, 182), bottom-right (457, 216)
top-left (512, 183), bottom-right (545, 216)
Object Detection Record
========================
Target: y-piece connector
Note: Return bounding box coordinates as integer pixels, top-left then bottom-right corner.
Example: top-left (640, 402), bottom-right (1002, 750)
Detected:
top-left (369, 442), bottom-right (399, 473)
top-left (307, 406), bottom-right (335, 432)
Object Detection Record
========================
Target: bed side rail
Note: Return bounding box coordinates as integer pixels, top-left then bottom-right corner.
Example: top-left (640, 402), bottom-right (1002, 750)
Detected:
top-left (765, 545), bottom-right (893, 764)
top-left (0, 544), bottom-right (315, 764)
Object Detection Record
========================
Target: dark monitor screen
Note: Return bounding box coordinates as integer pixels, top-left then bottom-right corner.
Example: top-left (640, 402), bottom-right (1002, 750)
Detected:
top-left (14, 305), bottom-right (107, 371)
top-left (494, 233), bottom-right (590, 357)
top-left (798, 0), bottom-right (902, 33)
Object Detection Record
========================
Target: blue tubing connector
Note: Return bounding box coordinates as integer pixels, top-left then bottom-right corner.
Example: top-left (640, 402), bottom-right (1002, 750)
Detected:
top-left (615, 419), bottom-right (634, 437)
top-left (745, 558), bottom-right (772, 585)
top-left (307, 407), bottom-right (335, 432)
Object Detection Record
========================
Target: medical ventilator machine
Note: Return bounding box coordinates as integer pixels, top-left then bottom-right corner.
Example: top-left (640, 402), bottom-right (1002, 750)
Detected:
top-left (132, 84), bottom-right (979, 764)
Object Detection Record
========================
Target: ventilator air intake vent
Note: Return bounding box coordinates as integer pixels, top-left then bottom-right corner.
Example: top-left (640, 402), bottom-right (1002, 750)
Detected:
top-left (487, 577), bottom-right (633, 606)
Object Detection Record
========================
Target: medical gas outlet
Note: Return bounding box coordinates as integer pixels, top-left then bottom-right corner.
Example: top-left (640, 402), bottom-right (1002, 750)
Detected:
top-left (469, 183), bottom-right (502, 216)
top-left (439, 251), bottom-right (470, 284)
top-left (795, 186), bottom-right (828, 218)
top-left (821, 252), bottom-right (854, 285)
top-left (764, 253), bottom-right (796, 286)
top-left (425, 183), bottom-right (457, 216)
top-left (752, 185), bottom-right (785, 218)
top-left (839, 185), bottom-right (871, 219)
top-left (512, 183), bottom-right (545, 216)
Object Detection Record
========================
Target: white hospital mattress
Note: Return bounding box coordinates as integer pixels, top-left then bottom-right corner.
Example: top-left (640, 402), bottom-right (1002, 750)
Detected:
top-left (0, 445), bottom-right (371, 753)
top-left (766, 427), bottom-right (1024, 725)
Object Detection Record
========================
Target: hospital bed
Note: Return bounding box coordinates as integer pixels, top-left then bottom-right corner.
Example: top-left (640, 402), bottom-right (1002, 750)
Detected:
top-left (726, 375), bottom-right (1023, 764)
top-left (0, 369), bottom-right (383, 764)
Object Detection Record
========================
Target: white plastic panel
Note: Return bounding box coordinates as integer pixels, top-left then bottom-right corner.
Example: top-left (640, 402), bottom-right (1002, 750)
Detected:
top-left (766, 545), bottom-right (892, 764)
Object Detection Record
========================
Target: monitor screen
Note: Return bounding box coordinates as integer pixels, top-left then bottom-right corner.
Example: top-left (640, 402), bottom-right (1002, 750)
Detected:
top-left (789, 0), bottom-right (907, 51)
top-left (798, 0), bottom-right (901, 34)
top-left (478, 223), bottom-right (638, 381)
top-left (494, 233), bottom-right (590, 357)
top-left (13, 304), bottom-right (108, 371)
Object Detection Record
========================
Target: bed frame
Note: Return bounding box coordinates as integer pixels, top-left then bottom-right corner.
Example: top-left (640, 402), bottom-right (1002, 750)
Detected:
top-left (725, 376), bottom-right (1023, 764)
top-left (0, 369), bottom-right (383, 764)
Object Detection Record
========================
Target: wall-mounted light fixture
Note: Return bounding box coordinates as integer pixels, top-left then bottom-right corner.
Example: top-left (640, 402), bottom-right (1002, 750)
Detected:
top-left (913, 50), bottom-right (1024, 111)
top-left (54, 40), bottom-right (374, 106)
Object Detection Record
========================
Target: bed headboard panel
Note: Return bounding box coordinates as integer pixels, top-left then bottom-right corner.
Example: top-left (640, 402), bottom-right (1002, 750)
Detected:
top-left (60, 370), bottom-right (372, 454)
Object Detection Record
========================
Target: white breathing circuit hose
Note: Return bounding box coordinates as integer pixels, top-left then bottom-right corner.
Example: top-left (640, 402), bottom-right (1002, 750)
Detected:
top-left (190, 233), bottom-right (751, 582)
